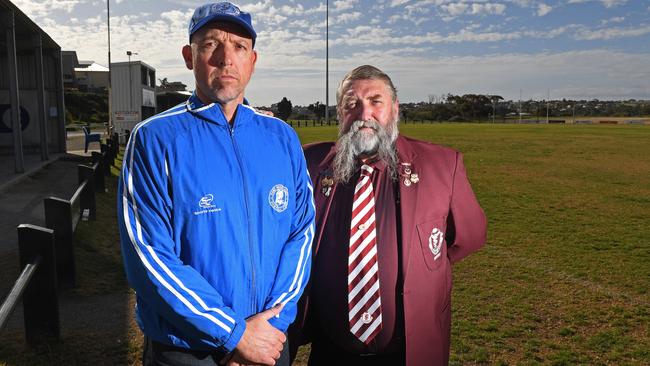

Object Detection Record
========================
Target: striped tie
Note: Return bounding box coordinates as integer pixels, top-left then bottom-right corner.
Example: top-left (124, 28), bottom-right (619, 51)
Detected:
top-left (348, 164), bottom-right (382, 344)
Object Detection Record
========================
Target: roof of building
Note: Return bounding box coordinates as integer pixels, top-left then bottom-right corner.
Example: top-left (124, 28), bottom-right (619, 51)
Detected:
top-left (0, 0), bottom-right (60, 53)
top-left (75, 62), bottom-right (109, 73)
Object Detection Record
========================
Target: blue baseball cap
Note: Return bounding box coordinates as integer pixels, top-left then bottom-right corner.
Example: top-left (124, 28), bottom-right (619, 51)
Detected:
top-left (188, 2), bottom-right (257, 47)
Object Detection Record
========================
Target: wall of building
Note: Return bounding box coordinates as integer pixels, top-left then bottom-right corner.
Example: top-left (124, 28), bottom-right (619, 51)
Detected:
top-left (111, 61), bottom-right (156, 134)
top-left (0, 52), bottom-right (63, 152)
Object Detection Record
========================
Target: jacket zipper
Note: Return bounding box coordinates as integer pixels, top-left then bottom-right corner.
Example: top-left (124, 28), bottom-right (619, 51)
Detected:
top-left (229, 124), bottom-right (257, 315)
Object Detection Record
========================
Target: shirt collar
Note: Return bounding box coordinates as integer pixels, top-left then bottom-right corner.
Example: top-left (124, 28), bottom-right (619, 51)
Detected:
top-left (359, 156), bottom-right (388, 172)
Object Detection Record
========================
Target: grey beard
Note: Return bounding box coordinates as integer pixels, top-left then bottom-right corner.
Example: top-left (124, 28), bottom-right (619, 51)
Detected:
top-left (333, 119), bottom-right (399, 183)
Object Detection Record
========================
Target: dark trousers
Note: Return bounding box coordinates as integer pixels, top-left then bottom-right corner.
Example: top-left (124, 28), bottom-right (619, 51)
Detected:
top-left (308, 340), bottom-right (405, 366)
top-left (143, 337), bottom-right (290, 366)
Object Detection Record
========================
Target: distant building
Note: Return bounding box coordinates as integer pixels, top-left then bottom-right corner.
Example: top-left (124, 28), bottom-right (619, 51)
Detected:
top-left (110, 61), bottom-right (156, 134)
top-left (1, 0), bottom-right (67, 172)
top-left (61, 50), bottom-right (79, 88)
top-left (75, 61), bottom-right (109, 91)
top-left (156, 78), bottom-right (190, 112)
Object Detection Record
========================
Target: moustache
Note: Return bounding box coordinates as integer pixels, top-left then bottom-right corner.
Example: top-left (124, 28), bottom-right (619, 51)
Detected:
top-left (348, 120), bottom-right (381, 134)
top-left (212, 68), bottom-right (239, 79)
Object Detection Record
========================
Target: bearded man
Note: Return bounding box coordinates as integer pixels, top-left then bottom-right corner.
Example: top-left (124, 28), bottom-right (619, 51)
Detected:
top-left (291, 65), bottom-right (487, 366)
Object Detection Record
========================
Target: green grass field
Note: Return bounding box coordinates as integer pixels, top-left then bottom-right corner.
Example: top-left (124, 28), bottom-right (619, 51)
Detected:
top-left (294, 123), bottom-right (650, 365)
top-left (1, 123), bottom-right (648, 365)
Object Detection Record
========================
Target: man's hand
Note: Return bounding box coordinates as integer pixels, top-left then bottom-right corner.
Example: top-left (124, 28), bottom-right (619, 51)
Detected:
top-left (229, 304), bottom-right (286, 366)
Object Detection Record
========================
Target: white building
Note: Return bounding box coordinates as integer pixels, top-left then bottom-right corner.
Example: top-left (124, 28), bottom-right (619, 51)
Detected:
top-left (75, 61), bottom-right (109, 91)
top-left (110, 61), bottom-right (156, 135)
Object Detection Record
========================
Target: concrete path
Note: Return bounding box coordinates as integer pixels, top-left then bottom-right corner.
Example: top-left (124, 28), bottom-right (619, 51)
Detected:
top-left (0, 130), bottom-right (106, 295)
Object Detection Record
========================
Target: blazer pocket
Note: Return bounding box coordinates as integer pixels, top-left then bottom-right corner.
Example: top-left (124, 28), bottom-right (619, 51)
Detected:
top-left (416, 216), bottom-right (447, 271)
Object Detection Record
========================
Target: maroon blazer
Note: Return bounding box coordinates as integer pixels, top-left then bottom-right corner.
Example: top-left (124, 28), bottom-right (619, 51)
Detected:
top-left (291, 135), bottom-right (487, 366)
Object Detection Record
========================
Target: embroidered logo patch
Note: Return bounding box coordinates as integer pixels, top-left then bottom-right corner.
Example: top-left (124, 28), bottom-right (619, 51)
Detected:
top-left (194, 194), bottom-right (222, 215)
top-left (269, 184), bottom-right (289, 212)
top-left (199, 194), bottom-right (215, 209)
top-left (428, 228), bottom-right (444, 261)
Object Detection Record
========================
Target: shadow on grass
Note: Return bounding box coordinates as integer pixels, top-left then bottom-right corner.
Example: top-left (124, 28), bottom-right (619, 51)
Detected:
top-left (0, 153), bottom-right (142, 365)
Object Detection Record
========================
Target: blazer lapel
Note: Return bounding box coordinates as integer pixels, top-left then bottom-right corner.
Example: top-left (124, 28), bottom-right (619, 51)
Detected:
top-left (312, 147), bottom-right (338, 256)
top-left (396, 135), bottom-right (419, 277)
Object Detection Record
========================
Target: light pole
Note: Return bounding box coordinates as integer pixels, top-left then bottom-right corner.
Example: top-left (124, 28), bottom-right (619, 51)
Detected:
top-left (325, 0), bottom-right (329, 125)
top-left (546, 88), bottom-right (550, 123)
top-left (325, 0), bottom-right (330, 126)
top-left (106, 0), bottom-right (112, 136)
top-left (519, 89), bottom-right (522, 124)
top-left (572, 103), bottom-right (576, 123)
top-left (127, 51), bottom-right (138, 111)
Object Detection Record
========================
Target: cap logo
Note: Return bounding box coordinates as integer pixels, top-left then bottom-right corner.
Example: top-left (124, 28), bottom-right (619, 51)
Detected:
top-left (212, 2), bottom-right (241, 15)
top-left (189, 2), bottom-right (256, 46)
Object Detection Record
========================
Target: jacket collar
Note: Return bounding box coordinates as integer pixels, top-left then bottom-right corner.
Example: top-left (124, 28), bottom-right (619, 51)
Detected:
top-left (396, 134), bottom-right (418, 165)
top-left (186, 92), bottom-right (250, 127)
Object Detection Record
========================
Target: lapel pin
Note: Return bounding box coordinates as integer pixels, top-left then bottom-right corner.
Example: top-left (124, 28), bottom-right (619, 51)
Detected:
top-left (321, 176), bottom-right (334, 197)
top-left (399, 163), bottom-right (418, 187)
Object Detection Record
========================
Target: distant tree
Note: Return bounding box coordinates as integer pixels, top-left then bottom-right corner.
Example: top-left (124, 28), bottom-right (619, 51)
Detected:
top-left (157, 78), bottom-right (187, 92)
top-left (276, 97), bottom-right (292, 121)
top-left (308, 101), bottom-right (326, 121)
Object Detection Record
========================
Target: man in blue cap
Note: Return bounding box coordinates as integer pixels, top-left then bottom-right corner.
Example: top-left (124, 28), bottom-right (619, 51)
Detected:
top-left (117, 2), bottom-right (315, 365)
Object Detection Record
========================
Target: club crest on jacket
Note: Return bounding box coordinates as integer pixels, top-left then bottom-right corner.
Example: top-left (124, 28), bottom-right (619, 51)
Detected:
top-left (269, 184), bottom-right (289, 212)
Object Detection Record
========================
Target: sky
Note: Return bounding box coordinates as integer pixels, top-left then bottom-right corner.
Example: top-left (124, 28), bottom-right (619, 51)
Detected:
top-left (11, 0), bottom-right (650, 106)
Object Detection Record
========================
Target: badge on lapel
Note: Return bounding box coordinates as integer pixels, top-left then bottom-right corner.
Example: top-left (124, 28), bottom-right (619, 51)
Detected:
top-left (399, 163), bottom-right (419, 187)
top-left (320, 172), bottom-right (334, 197)
top-left (428, 228), bottom-right (444, 261)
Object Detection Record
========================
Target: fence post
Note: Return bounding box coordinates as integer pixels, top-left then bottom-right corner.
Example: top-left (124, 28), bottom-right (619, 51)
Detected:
top-left (91, 153), bottom-right (107, 192)
top-left (43, 197), bottom-right (76, 288)
top-left (17, 224), bottom-right (60, 346)
top-left (78, 164), bottom-right (96, 220)
top-left (100, 144), bottom-right (111, 176)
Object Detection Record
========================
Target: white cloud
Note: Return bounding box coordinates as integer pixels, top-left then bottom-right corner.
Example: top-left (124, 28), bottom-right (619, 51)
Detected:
top-left (442, 3), bottom-right (469, 16)
top-left (390, 0), bottom-right (412, 6)
top-left (537, 3), bottom-right (552, 16)
top-left (305, 3), bottom-right (327, 14)
top-left (333, 12), bottom-right (362, 24)
top-left (248, 49), bottom-right (650, 105)
top-left (470, 3), bottom-right (507, 15)
top-left (567, 0), bottom-right (627, 8)
top-left (508, 0), bottom-right (532, 6)
top-left (574, 25), bottom-right (650, 40)
top-left (600, 16), bottom-right (624, 25)
top-left (240, 0), bottom-right (273, 14)
top-left (601, 0), bottom-right (627, 7)
top-left (10, 0), bottom-right (649, 106)
top-left (332, 0), bottom-right (358, 12)
top-left (441, 2), bottom-right (507, 17)
top-left (11, 0), bottom-right (81, 18)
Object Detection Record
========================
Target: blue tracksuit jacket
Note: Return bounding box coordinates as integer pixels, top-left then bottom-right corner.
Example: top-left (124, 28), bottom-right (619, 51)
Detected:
top-left (117, 93), bottom-right (315, 352)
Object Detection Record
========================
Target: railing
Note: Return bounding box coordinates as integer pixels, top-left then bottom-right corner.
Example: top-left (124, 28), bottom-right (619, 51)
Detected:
top-left (43, 144), bottom-right (116, 288)
top-left (0, 225), bottom-right (59, 345)
top-left (0, 133), bottom-right (122, 346)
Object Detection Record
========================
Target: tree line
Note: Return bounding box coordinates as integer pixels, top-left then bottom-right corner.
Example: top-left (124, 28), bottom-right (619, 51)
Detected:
top-left (269, 95), bottom-right (650, 123)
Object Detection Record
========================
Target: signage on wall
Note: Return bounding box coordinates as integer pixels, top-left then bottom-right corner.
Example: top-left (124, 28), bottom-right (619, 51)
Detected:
top-left (0, 104), bottom-right (30, 133)
top-left (114, 111), bottom-right (140, 122)
top-left (142, 89), bottom-right (155, 108)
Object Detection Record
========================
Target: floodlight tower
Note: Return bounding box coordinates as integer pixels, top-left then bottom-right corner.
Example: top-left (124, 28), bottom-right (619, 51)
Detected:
top-left (107, 0), bottom-right (112, 136)
top-left (325, 0), bottom-right (329, 125)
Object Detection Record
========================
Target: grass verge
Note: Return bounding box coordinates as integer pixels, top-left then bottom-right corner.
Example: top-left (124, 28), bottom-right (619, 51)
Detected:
top-left (2, 123), bottom-right (648, 365)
